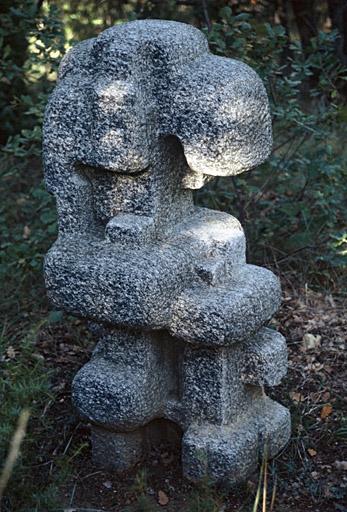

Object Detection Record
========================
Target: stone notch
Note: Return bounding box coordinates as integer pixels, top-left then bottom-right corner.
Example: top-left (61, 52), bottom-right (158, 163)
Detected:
top-left (43, 19), bottom-right (290, 485)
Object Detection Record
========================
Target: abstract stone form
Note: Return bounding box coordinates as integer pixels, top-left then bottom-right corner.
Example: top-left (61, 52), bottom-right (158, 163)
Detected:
top-left (43, 20), bottom-right (290, 484)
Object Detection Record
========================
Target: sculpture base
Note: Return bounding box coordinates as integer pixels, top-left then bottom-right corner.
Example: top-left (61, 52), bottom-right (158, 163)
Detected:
top-left (89, 399), bottom-right (290, 484)
top-left (73, 325), bottom-right (290, 484)
top-left (91, 427), bottom-right (144, 472)
top-left (182, 399), bottom-right (290, 484)
top-left (91, 419), bottom-right (182, 472)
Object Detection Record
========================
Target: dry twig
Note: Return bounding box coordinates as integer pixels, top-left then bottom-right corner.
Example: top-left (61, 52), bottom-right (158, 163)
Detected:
top-left (0, 409), bottom-right (30, 508)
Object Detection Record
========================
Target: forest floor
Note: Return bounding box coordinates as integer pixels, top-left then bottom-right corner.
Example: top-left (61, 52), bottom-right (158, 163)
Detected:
top-left (3, 279), bottom-right (345, 512)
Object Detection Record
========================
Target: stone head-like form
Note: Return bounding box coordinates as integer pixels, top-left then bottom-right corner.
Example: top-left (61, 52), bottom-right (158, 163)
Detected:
top-left (43, 20), bottom-right (289, 485)
top-left (46, 21), bottom-right (271, 183)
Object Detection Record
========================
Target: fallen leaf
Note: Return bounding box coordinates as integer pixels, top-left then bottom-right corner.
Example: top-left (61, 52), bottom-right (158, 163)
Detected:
top-left (320, 404), bottom-right (333, 419)
top-left (158, 490), bottom-right (169, 506)
top-left (308, 448), bottom-right (317, 457)
top-left (326, 294), bottom-right (336, 307)
top-left (6, 346), bottom-right (16, 359)
top-left (289, 391), bottom-right (304, 402)
top-left (322, 391), bottom-right (331, 401)
top-left (313, 362), bottom-right (324, 372)
top-left (31, 353), bottom-right (45, 362)
top-left (302, 333), bottom-right (321, 351)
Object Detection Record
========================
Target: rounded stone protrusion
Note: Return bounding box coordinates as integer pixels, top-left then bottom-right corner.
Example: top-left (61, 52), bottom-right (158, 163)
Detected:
top-left (72, 357), bottom-right (164, 431)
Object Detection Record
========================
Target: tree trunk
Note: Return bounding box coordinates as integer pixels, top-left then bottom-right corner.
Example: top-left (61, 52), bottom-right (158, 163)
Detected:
top-left (275, 0), bottom-right (292, 73)
top-left (291, 0), bottom-right (318, 53)
top-left (327, 0), bottom-right (347, 65)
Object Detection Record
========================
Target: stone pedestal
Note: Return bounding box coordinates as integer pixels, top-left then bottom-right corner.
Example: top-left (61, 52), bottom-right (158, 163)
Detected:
top-left (43, 19), bottom-right (290, 484)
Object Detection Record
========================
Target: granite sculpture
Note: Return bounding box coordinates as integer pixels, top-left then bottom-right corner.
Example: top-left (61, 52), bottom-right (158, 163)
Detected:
top-left (43, 19), bottom-right (291, 484)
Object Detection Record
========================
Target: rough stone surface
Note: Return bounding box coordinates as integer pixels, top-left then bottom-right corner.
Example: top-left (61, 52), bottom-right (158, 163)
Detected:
top-left (91, 426), bottom-right (144, 471)
top-left (43, 19), bottom-right (290, 484)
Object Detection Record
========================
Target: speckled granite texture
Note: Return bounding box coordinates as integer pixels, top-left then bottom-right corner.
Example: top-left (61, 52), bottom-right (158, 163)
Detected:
top-left (43, 19), bottom-right (290, 485)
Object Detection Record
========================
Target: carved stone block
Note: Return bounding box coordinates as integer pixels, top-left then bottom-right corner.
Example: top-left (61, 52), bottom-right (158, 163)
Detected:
top-left (43, 20), bottom-right (290, 484)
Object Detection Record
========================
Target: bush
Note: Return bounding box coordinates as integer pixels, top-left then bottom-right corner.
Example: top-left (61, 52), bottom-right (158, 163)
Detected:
top-left (1, 2), bottom-right (63, 320)
top-left (197, 8), bottom-right (347, 284)
top-left (0, 0), bottom-right (65, 151)
top-left (0, 3), bottom-right (346, 510)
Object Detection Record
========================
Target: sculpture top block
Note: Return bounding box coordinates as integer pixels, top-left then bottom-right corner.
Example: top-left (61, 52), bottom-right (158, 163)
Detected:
top-left (45, 20), bottom-right (272, 188)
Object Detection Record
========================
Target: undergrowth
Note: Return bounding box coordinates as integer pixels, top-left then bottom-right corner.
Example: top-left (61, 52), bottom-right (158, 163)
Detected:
top-left (0, 324), bottom-right (58, 511)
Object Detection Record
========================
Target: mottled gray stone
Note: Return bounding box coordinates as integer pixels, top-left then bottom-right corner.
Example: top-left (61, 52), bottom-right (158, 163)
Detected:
top-left (242, 328), bottom-right (288, 386)
top-left (91, 427), bottom-right (143, 471)
top-left (43, 19), bottom-right (290, 484)
top-left (182, 398), bottom-right (290, 484)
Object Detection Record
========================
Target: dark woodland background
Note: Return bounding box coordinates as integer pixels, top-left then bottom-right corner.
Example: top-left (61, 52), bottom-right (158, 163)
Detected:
top-left (0, 1), bottom-right (346, 511)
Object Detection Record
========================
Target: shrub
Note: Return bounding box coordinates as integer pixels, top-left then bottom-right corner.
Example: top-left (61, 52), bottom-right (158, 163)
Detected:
top-left (0, 1), bottom-right (65, 152)
top-left (198, 8), bottom-right (347, 284)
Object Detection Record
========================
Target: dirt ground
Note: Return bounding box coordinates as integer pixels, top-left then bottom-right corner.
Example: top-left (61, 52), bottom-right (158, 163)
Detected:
top-left (34, 282), bottom-right (347, 512)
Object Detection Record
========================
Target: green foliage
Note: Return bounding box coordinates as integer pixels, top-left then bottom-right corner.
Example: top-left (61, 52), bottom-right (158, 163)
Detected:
top-left (198, 9), bottom-right (347, 282)
top-left (0, 156), bottom-right (56, 326)
top-left (0, 317), bottom-right (91, 511)
top-left (0, 0), bottom-right (37, 143)
top-left (0, 153), bottom-right (60, 509)
top-left (1, 1), bottom-right (65, 150)
top-left (0, 8), bottom-right (65, 508)
top-left (0, 324), bottom-right (56, 511)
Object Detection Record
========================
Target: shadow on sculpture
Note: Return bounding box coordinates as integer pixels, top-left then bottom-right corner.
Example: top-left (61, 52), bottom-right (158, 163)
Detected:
top-left (43, 19), bottom-right (290, 485)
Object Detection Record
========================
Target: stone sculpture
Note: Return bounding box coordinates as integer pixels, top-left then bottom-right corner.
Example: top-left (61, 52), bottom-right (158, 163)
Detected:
top-left (43, 19), bottom-right (290, 484)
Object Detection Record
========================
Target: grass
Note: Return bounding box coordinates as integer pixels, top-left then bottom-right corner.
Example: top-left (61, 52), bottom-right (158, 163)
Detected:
top-left (0, 409), bottom-right (30, 504)
top-left (0, 154), bottom-right (72, 511)
top-left (0, 315), bottom-right (92, 511)
top-left (0, 324), bottom-right (57, 511)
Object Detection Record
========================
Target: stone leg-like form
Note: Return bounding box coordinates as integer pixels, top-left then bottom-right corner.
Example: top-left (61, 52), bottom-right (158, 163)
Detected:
top-left (91, 427), bottom-right (144, 471)
top-left (180, 330), bottom-right (290, 484)
top-left (73, 324), bottom-right (290, 482)
top-left (72, 327), bottom-right (172, 470)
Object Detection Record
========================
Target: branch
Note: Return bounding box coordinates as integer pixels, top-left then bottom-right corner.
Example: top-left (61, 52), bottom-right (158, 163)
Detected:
top-left (36, 0), bottom-right (44, 14)
top-left (0, 410), bottom-right (30, 507)
top-left (201, 0), bottom-right (212, 32)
